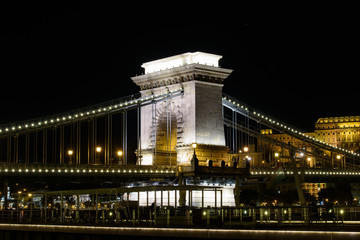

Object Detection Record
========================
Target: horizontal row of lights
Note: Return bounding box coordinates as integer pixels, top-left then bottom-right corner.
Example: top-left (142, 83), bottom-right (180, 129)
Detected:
top-left (223, 96), bottom-right (360, 158)
top-left (251, 171), bottom-right (360, 176)
top-left (0, 168), bottom-right (175, 174)
top-left (0, 88), bottom-right (183, 135)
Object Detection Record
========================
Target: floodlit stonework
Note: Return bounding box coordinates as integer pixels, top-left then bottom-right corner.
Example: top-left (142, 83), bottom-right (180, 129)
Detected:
top-left (131, 52), bottom-right (232, 166)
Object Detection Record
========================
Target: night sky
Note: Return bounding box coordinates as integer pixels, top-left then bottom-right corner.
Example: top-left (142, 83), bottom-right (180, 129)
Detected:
top-left (0, 2), bottom-right (358, 132)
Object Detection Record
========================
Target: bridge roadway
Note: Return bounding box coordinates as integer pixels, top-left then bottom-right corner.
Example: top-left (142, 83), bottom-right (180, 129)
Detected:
top-left (0, 163), bottom-right (176, 178)
top-left (0, 164), bottom-right (249, 178)
top-left (0, 162), bottom-right (359, 180)
top-left (250, 166), bottom-right (360, 180)
top-left (0, 163), bottom-right (249, 192)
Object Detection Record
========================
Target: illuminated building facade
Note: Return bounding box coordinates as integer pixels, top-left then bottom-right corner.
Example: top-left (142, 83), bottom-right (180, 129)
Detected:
top-left (259, 116), bottom-right (360, 168)
top-left (314, 116), bottom-right (360, 152)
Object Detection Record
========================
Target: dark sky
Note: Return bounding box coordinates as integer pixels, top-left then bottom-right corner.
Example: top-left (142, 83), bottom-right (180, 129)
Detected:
top-left (0, 2), bottom-right (358, 132)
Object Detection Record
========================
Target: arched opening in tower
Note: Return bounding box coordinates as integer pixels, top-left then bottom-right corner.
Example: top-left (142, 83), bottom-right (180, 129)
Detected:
top-left (155, 110), bottom-right (177, 166)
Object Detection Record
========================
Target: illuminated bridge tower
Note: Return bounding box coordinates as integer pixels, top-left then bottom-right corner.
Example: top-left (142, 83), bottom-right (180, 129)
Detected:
top-left (131, 52), bottom-right (233, 166)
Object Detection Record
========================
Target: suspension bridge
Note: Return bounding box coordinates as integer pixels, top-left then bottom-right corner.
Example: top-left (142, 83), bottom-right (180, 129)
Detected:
top-left (0, 52), bottom-right (360, 237)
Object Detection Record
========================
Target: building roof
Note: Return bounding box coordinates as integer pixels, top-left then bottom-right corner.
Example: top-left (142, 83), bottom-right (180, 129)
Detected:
top-left (316, 116), bottom-right (360, 124)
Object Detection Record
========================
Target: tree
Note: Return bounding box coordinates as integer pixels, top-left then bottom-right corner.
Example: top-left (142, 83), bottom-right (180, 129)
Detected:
top-left (279, 190), bottom-right (298, 205)
top-left (318, 185), bottom-right (353, 205)
top-left (240, 189), bottom-right (259, 206)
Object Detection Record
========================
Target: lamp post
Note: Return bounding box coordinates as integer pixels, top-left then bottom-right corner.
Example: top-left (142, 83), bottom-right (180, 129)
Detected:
top-left (28, 193), bottom-right (33, 222)
top-left (192, 143), bottom-right (197, 155)
top-left (336, 154), bottom-right (345, 168)
top-left (307, 157), bottom-right (312, 168)
top-left (191, 143), bottom-right (198, 171)
top-left (274, 152), bottom-right (279, 166)
top-left (96, 147), bottom-right (102, 164)
top-left (117, 150), bottom-right (123, 165)
top-left (67, 150), bottom-right (73, 164)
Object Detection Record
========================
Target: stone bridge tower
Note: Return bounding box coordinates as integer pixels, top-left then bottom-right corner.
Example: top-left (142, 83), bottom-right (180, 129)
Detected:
top-left (131, 52), bottom-right (232, 166)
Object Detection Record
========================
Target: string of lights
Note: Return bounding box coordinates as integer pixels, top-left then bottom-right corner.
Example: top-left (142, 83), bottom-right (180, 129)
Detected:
top-left (222, 94), bottom-right (360, 160)
top-left (0, 87), bottom-right (183, 136)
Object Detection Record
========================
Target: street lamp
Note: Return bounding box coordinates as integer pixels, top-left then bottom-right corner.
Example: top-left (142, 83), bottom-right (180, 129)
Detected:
top-left (117, 150), bottom-right (123, 165)
top-left (307, 157), bottom-right (312, 168)
top-left (67, 150), bottom-right (73, 164)
top-left (191, 143), bottom-right (198, 171)
top-left (192, 143), bottom-right (197, 154)
top-left (243, 146), bottom-right (249, 152)
top-left (95, 147), bottom-right (102, 164)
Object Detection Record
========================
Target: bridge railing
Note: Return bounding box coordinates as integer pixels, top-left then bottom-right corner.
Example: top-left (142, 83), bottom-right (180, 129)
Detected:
top-left (250, 166), bottom-right (360, 177)
top-left (0, 163), bottom-right (177, 176)
top-left (1, 206), bottom-right (359, 227)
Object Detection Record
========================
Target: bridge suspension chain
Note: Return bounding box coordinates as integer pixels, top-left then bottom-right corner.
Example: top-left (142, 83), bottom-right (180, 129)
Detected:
top-left (222, 93), bottom-right (360, 162)
top-left (0, 88), bottom-right (184, 137)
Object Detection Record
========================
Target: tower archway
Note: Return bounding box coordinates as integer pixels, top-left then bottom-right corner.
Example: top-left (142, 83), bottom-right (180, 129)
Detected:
top-left (151, 100), bottom-right (183, 165)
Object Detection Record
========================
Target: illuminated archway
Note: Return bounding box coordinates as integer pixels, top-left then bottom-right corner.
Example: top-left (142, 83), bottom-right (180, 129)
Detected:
top-left (151, 100), bottom-right (184, 165)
